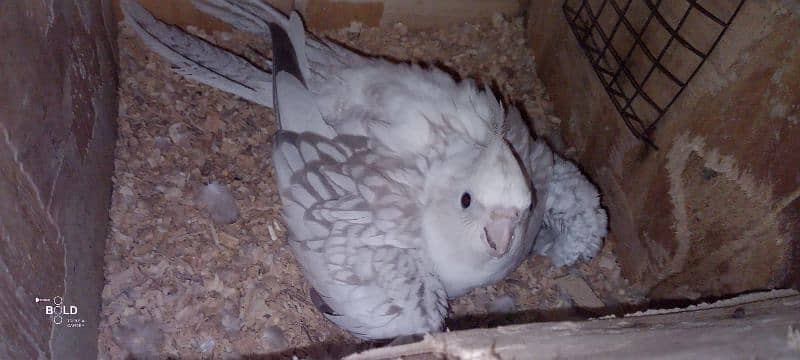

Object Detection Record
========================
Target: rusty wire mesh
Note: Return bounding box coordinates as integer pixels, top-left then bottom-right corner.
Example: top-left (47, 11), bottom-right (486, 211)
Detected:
top-left (563, 0), bottom-right (745, 148)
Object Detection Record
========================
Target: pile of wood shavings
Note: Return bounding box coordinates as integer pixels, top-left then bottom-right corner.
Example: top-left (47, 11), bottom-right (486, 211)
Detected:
top-left (99, 15), bottom-right (641, 360)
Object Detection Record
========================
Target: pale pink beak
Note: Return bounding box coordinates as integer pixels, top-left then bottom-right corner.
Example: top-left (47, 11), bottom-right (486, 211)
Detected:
top-left (482, 208), bottom-right (519, 258)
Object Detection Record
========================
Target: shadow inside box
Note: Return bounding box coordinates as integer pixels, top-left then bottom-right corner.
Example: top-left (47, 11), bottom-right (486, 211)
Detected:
top-left (239, 339), bottom-right (382, 360)
top-left (448, 300), bottom-right (642, 331)
top-left (232, 306), bottom-right (632, 359)
top-left (445, 307), bottom-right (586, 331)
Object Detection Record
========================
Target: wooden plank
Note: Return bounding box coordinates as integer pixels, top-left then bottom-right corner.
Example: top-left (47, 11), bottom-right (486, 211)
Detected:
top-left (296, 0), bottom-right (522, 30)
top-left (111, 0), bottom-right (293, 31)
top-left (346, 290), bottom-right (800, 359)
top-left (114, 0), bottom-right (522, 31)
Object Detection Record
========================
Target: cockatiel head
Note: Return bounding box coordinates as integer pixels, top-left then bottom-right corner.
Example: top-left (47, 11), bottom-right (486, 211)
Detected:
top-left (422, 129), bottom-right (532, 298)
top-left (350, 67), bottom-right (536, 298)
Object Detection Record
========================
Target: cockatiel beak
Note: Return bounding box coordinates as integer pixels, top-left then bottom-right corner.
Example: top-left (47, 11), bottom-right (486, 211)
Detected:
top-left (483, 208), bottom-right (520, 258)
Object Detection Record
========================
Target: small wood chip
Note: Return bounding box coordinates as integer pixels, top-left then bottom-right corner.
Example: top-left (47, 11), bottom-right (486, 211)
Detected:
top-left (218, 231), bottom-right (241, 249)
top-left (205, 219), bottom-right (220, 247)
top-left (555, 274), bottom-right (605, 310)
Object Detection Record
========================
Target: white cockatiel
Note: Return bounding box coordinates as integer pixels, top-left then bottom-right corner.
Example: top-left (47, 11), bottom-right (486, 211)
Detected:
top-left (121, 0), bottom-right (607, 340)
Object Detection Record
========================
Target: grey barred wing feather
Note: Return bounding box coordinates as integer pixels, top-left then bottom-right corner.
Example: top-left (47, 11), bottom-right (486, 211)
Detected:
top-left (190, 0), bottom-right (279, 34)
top-left (272, 132), bottom-right (447, 339)
top-left (192, 0), bottom-right (314, 81)
top-left (120, 0), bottom-right (273, 107)
top-left (192, 0), bottom-right (367, 87)
top-left (267, 9), bottom-right (446, 340)
top-left (122, 0), bottom-right (363, 110)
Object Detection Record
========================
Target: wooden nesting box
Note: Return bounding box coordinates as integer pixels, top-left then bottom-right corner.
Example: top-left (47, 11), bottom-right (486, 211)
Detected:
top-left (1, 0), bottom-right (797, 358)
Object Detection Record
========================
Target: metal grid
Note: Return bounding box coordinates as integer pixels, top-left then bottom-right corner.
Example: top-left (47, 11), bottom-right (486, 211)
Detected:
top-left (563, 0), bottom-right (745, 148)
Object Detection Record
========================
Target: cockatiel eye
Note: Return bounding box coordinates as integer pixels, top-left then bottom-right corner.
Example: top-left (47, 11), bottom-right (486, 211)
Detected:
top-left (460, 192), bottom-right (472, 209)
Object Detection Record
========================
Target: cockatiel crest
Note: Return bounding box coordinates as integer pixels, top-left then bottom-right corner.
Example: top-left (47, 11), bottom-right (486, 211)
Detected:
top-left (121, 0), bottom-right (608, 340)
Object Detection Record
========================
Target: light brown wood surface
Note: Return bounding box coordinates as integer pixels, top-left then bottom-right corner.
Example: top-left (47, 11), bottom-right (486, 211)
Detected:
top-left (347, 290), bottom-right (800, 359)
top-left (113, 0), bottom-right (523, 30)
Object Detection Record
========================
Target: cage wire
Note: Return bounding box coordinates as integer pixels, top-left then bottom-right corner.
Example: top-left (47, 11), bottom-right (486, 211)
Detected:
top-left (563, 0), bottom-right (745, 148)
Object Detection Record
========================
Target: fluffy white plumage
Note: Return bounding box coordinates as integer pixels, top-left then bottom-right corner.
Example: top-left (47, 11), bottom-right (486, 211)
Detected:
top-left (121, 0), bottom-right (607, 340)
top-left (534, 158), bottom-right (607, 266)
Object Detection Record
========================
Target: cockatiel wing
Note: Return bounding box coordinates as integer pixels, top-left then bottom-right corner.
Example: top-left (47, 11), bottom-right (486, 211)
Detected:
top-left (122, 0), bottom-right (365, 110)
top-left (192, 0), bottom-right (367, 87)
top-left (272, 131), bottom-right (447, 339)
top-left (269, 13), bottom-right (446, 339)
top-left (191, 0), bottom-right (312, 80)
top-left (268, 19), bottom-right (336, 137)
top-left (120, 0), bottom-right (273, 107)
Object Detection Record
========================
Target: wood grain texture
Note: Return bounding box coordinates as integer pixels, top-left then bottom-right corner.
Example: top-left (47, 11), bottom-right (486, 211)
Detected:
top-left (347, 290), bottom-right (800, 359)
top-left (0, 0), bottom-right (117, 358)
top-left (527, 0), bottom-right (800, 297)
top-left (114, 0), bottom-right (522, 31)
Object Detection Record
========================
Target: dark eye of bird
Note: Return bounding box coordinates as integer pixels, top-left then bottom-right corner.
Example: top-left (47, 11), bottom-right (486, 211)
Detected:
top-left (460, 192), bottom-right (471, 209)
